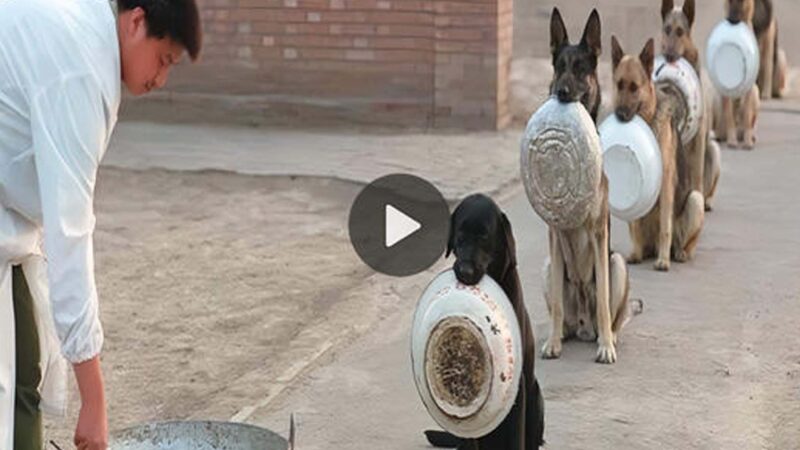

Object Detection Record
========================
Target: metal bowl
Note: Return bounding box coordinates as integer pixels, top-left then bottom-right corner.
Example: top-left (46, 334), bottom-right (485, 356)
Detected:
top-left (520, 97), bottom-right (603, 230)
top-left (598, 114), bottom-right (663, 222)
top-left (705, 20), bottom-right (760, 98)
top-left (109, 421), bottom-right (288, 450)
top-left (411, 270), bottom-right (522, 439)
top-left (653, 55), bottom-right (703, 144)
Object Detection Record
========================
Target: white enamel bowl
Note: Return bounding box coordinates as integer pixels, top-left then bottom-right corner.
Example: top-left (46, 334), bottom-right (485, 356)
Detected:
top-left (653, 55), bottom-right (703, 144)
top-left (598, 114), bottom-right (663, 222)
top-left (520, 97), bottom-right (603, 230)
top-left (411, 269), bottom-right (522, 438)
top-left (706, 20), bottom-right (760, 98)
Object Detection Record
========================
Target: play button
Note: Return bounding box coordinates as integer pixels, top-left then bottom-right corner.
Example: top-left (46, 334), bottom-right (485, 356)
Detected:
top-left (385, 204), bottom-right (421, 248)
top-left (349, 174), bottom-right (449, 277)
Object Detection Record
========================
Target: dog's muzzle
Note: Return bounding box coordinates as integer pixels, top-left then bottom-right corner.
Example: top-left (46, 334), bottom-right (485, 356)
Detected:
top-left (453, 261), bottom-right (483, 286)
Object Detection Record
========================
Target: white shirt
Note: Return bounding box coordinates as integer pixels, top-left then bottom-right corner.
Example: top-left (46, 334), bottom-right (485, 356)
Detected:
top-left (0, 0), bottom-right (121, 363)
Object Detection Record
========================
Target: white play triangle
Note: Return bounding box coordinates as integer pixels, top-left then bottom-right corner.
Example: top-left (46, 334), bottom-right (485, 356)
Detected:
top-left (385, 204), bottom-right (422, 248)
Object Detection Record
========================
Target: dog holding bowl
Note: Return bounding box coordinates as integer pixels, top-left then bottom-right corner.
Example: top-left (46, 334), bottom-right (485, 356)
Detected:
top-left (707, 0), bottom-right (761, 149)
top-left (609, 36), bottom-right (705, 271)
top-left (418, 194), bottom-right (545, 449)
top-left (659, 0), bottom-right (722, 210)
top-left (521, 8), bottom-right (634, 365)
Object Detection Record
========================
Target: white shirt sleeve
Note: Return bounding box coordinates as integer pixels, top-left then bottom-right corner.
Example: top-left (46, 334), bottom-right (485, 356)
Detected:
top-left (29, 73), bottom-right (109, 364)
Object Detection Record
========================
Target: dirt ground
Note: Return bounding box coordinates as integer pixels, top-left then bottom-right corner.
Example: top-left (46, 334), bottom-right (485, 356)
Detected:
top-left (43, 169), bottom-right (377, 445)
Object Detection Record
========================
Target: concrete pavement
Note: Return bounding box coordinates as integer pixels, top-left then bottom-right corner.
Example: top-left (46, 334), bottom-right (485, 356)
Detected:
top-left (243, 103), bottom-right (800, 449)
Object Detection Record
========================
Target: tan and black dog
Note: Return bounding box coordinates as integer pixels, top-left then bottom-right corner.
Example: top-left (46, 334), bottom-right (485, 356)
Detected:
top-left (660, 0), bottom-right (721, 210)
top-left (611, 36), bottom-right (705, 272)
top-left (753, 0), bottom-right (788, 99)
top-left (540, 8), bottom-right (633, 365)
top-left (712, 0), bottom-right (761, 149)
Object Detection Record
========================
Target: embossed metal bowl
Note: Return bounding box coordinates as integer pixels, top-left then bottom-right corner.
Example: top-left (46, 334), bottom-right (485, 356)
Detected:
top-left (653, 55), bottom-right (703, 144)
top-left (598, 114), bottom-right (663, 222)
top-left (706, 20), bottom-right (760, 98)
top-left (109, 421), bottom-right (288, 450)
top-left (521, 97), bottom-right (602, 230)
top-left (411, 270), bottom-right (522, 438)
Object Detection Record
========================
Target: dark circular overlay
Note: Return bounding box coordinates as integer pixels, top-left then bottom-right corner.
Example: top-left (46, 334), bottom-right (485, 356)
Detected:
top-left (348, 174), bottom-right (450, 277)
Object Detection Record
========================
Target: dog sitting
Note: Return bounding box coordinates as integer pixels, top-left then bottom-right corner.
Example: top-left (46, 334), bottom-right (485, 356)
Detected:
top-left (425, 194), bottom-right (544, 449)
top-left (753, 0), bottom-right (788, 99)
top-left (539, 8), bottom-right (631, 365)
top-left (612, 36), bottom-right (705, 271)
top-left (660, 0), bottom-right (722, 211)
top-left (712, 0), bottom-right (761, 149)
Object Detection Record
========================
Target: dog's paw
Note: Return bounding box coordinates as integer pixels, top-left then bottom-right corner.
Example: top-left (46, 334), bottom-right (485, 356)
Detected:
top-left (541, 338), bottom-right (562, 359)
top-left (654, 258), bottom-right (670, 271)
top-left (673, 249), bottom-right (689, 263)
top-left (595, 342), bottom-right (617, 364)
top-left (626, 253), bottom-right (643, 265)
top-left (726, 137), bottom-right (738, 149)
top-left (742, 138), bottom-right (755, 150)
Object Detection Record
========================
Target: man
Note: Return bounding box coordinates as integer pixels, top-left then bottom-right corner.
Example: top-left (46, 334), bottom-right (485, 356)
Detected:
top-left (0, 0), bottom-right (202, 449)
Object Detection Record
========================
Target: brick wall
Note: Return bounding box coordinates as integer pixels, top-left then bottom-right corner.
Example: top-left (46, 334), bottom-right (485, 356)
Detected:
top-left (126, 0), bottom-right (513, 129)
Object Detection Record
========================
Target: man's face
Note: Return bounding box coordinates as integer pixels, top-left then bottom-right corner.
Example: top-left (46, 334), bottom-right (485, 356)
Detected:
top-left (119, 7), bottom-right (184, 96)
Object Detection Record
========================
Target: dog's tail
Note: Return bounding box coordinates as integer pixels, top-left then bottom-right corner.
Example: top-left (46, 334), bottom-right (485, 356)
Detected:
top-left (424, 430), bottom-right (463, 448)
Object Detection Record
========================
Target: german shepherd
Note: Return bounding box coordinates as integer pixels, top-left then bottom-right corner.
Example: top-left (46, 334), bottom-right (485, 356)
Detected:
top-left (660, 0), bottom-right (721, 210)
top-left (753, 0), bottom-right (788, 99)
top-left (611, 36), bottom-right (705, 271)
top-left (540, 8), bottom-right (633, 365)
top-left (549, 7), bottom-right (602, 122)
top-left (713, 0), bottom-right (761, 149)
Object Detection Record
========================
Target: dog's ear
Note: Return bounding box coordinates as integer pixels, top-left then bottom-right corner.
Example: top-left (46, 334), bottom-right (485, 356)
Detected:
top-left (639, 38), bottom-right (655, 78)
top-left (580, 9), bottom-right (602, 57)
top-left (611, 35), bottom-right (624, 71)
top-left (500, 213), bottom-right (517, 269)
top-left (445, 208), bottom-right (456, 258)
top-left (550, 7), bottom-right (569, 60)
top-left (683, 0), bottom-right (695, 28)
top-left (661, 0), bottom-right (674, 22)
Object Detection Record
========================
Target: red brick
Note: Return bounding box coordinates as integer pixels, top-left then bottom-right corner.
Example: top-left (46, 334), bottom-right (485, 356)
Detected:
top-left (434, 14), bottom-right (496, 27)
top-left (318, 11), bottom-right (369, 23)
top-left (434, 27), bottom-right (487, 41)
top-left (237, 0), bottom-right (283, 7)
top-left (365, 11), bottom-right (434, 25)
top-left (279, 35), bottom-right (354, 48)
top-left (364, 36), bottom-right (433, 49)
top-left (330, 24), bottom-right (379, 35)
top-left (376, 24), bottom-right (434, 37)
top-left (433, 2), bottom-right (495, 15)
top-left (229, 9), bottom-right (307, 21)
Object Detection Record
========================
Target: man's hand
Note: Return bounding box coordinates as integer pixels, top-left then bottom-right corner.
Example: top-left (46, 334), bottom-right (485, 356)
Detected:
top-left (72, 356), bottom-right (108, 450)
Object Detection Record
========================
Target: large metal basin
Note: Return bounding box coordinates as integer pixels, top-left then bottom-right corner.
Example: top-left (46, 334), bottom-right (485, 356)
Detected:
top-left (109, 421), bottom-right (288, 450)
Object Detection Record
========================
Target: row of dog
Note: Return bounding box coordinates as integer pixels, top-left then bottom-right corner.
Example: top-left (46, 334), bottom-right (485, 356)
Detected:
top-left (422, 0), bottom-right (787, 448)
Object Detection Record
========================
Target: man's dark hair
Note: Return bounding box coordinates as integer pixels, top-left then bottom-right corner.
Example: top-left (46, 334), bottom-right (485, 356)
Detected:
top-left (118, 0), bottom-right (202, 61)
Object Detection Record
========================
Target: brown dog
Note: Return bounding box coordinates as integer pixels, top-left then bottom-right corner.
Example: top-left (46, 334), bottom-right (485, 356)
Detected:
top-left (713, 0), bottom-right (761, 149)
top-left (539, 9), bottom-right (632, 365)
top-left (753, 0), bottom-right (788, 99)
top-left (660, 0), bottom-right (721, 210)
top-left (612, 36), bottom-right (705, 271)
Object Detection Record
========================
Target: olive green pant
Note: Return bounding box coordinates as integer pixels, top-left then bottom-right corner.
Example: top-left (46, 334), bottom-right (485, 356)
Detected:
top-left (12, 265), bottom-right (43, 450)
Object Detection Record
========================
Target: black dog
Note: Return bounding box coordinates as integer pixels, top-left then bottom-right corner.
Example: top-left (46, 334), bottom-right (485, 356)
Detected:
top-left (550, 7), bottom-right (603, 122)
top-left (425, 194), bottom-right (544, 450)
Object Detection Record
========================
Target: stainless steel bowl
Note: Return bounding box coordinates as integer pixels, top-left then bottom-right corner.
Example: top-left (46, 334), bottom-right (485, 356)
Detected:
top-left (109, 421), bottom-right (288, 450)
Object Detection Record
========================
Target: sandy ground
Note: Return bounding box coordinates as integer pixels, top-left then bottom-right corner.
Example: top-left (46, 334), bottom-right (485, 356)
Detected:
top-left (43, 170), bottom-right (375, 445)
